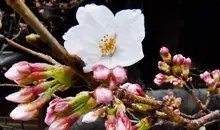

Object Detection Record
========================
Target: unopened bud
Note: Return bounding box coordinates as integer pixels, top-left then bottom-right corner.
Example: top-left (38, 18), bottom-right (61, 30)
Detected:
top-left (172, 54), bottom-right (185, 65)
top-left (212, 69), bottom-right (220, 81)
top-left (0, 11), bottom-right (2, 30)
top-left (160, 46), bottom-right (172, 64)
top-left (154, 73), bottom-right (168, 86)
top-left (158, 61), bottom-right (171, 73)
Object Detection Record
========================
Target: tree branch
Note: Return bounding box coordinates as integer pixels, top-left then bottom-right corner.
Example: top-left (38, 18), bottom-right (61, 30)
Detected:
top-left (115, 89), bottom-right (220, 129)
top-left (0, 34), bottom-right (61, 65)
top-left (184, 82), bottom-right (209, 112)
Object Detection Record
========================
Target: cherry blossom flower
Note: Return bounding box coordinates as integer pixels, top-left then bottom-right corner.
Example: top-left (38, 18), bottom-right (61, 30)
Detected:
top-left (63, 4), bottom-right (145, 72)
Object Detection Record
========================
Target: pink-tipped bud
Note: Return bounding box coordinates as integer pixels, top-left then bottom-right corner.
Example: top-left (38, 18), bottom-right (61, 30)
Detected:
top-left (172, 54), bottom-right (185, 65)
top-left (182, 58), bottom-right (192, 69)
top-left (92, 65), bottom-right (111, 81)
top-left (173, 97), bottom-right (182, 108)
top-left (82, 112), bottom-right (99, 123)
top-left (158, 61), bottom-right (170, 73)
top-left (94, 87), bottom-right (113, 104)
top-left (112, 66), bottom-right (127, 85)
top-left (163, 95), bottom-right (169, 102)
top-left (200, 71), bottom-right (216, 87)
top-left (5, 91), bottom-right (35, 103)
top-left (115, 110), bottom-right (132, 130)
top-left (10, 104), bottom-right (39, 121)
top-left (5, 61), bottom-right (31, 81)
top-left (160, 46), bottom-right (169, 57)
top-left (120, 83), bottom-right (146, 97)
top-left (154, 73), bottom-right (168, 86)
top-left (174, 109), bottom-right (180, 115)
top-left (108, 79), bottom-right (116, 90)
top-left (170, 77), bottom-right (183, 87)
top-left (5, 61), bottom-right (52, 85)
top-left (0, 11), bottom-right (2, 29)
top-left (48, 113), bottom-right (80, 130)
top-left (212, 69), bottom-right (220, 81)
top-left (207, 78), bottom-right (216, 87)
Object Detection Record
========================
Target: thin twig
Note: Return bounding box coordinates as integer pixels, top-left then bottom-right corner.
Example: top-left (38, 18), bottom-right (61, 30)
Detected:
top-left (0, 84), bottom-right (28, 88)
top-left (184, 82), bottom-right (210, 112)
top-left (127, 109), bottom-right (140, 121)
top-left (0, 34), bottom-right (61, 65)
top-left (205, 82), bottom-right (217, 107)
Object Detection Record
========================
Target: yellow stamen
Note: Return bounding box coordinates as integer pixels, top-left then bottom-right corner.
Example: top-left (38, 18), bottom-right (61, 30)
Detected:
top-left (99, 34), bottom-right (116, 56)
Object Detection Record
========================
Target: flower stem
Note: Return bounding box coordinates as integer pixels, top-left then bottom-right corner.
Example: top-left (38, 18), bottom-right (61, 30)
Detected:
top-left (5, 0), bottom-right (98, 89)
top-left (0, 34), bottom-right (60, 65)
top-left (184, 82), bottom-right (210, 112)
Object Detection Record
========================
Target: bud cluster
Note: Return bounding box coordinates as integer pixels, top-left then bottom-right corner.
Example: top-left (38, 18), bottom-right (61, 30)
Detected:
top-left (200, 70), bottom-right (220, 94)
top-left (154, 47), bottom-right (192, 87)
top-left (162, 91), bottom-right (182, 115)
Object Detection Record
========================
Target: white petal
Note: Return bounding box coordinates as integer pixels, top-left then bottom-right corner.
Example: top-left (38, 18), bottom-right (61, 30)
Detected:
top-left (111, 32), bottom-right (144, 67)
top-left (83, 57), bottom-right (113, 72)
top-left (63, 25), bottom-right (102, 66)
top-left (76, 4), bottom-right (114, 30)
top-left (115, 9), bottom-right (145, 42)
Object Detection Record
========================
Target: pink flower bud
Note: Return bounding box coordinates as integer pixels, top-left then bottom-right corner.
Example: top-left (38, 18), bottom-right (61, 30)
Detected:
top-left (5, 61), bottom-right (31, 81)
top-left (5, 91), bottom-right (35, 103)
top-left (48, 113), bottom-right (80, 130)
top-left (182, 58), bottom-right (192, 69)
top-left (200, 71), bottom-right (217, 86)
top-left (212, 69), bottom-right (220, 81)
top-left (45, 112), bottom-right (56, 126)
top-left (207, 78), bottom-right (216, 86)
top-left (112, 66), bottom-right (127, 85)
top-left (172, 54), bottom-right (185, 65)
top-left (163, 95), bottom-right (169, 102)
top-left (14, 71), bottom-right (50, 85)
top-left (26, 92), bottom-right (51, 111)
top-left (108, 79), bottom-right (116, 90)
top-left (82, 112), bottom-right (98, 123)
top-left (92, 65), bottom-right (111, 81)
top-left (94, 87), bottom-right (113, 104)
top-left (120, 83), bottom-right (146, 97)
top-left (174, 109), bottom-right (180, 115)
top-left (158, 61), bottom-right (170, 73)
top-left (160, 46), bottom-right (169, 57)
top-left (170, 78), bottom-right (183, 87)
top-left (105, 116), bottom-right (117, 130)
top-left (200, 71), bottom-right (212, 82)
top-left (173, 97), bottom-right (182, 108)
top-left (116, 110), bottom-right (132, 130)
top-left (10, 104), bottom-right (39, 121)
top-left (154, 73), bottom-right (168, 86)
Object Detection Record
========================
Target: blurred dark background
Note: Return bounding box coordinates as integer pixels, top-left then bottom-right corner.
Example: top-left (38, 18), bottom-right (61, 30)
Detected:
top-left (1, 0), bottom-right (220, 129)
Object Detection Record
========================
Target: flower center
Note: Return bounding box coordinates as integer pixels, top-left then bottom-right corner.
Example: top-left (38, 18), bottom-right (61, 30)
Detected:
top-left (99, 34), bottom-right (117, 56)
